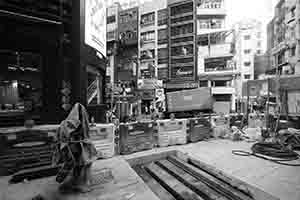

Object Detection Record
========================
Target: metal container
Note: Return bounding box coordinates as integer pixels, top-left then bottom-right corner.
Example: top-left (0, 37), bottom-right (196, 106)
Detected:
top-left (187, 118), bottom-right (211, 142)
top-left (0, 125), bottom-right (58, 175)
top-left (89, 123), bottom-right (116, 159)
top-left (119, 122), bottom-right (154, 155)
top-left (211, 115), bottom-right (230, 138)
top-left (156, 119), bottom-right (187, 147)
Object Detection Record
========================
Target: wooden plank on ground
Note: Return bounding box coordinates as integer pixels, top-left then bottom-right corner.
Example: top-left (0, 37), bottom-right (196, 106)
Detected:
top-left (156, 160), bottom-right (229, 200)
top-left (168, 156), bottom-right (253, 200)
top-left (133, 165), bottom-right (176, 200)
top-left (187, 157), bottom-right (279, 200)
top-left (145, 162), bottom-right (204, 200)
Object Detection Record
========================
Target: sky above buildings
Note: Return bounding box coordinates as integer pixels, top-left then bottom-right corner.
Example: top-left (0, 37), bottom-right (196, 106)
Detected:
top-left (226, 0), bottom-right (278, 27)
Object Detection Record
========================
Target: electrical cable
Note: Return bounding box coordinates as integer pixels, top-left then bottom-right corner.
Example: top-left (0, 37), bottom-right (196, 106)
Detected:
top-left (232, 142), bottom-right (300, 166)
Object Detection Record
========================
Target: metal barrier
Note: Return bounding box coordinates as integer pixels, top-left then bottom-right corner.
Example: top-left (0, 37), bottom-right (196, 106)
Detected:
top-left (119, 122), bottom-right (154, 155)
top-left (187, 117), bottom-right (211, 142)
top-left (156, 119), bottom-right (187, 147)
top-left (0, 125), bottom-right (59, 175)
top-left (89, 123), bottom-right (116, 159)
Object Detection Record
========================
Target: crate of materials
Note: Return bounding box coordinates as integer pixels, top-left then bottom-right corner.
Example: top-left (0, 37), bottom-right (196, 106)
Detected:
top-left (156, 119), bottom-right (187, 147)
top-left (0, 125), bottom-right (58, 175)
top-left (89, 123), bottom-right (116, 159)
top-left (119, 121), bottom-right (154, 155)
top-left (187, 117), bottom-right (211, 142)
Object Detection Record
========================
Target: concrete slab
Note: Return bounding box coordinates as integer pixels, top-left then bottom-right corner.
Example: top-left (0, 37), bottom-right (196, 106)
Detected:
top-left (1, 139), bottom-right (300, 200)
top-left (0, 157), bottom-right (160, 200)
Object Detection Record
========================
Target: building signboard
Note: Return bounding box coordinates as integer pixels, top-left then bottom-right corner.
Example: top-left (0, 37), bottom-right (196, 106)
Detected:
top-left (165, 82), bottom-right (199, 89)
top-left (85, 0), bottom-right (107, 57)
top-left (170, 65), bottom-right (195, 80)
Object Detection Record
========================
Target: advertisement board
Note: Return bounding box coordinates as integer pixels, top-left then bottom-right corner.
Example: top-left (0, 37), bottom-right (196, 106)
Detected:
top-left (166, 87), bottom-right (212, 112)
top-left (85, 0), bottom-right (107, 57)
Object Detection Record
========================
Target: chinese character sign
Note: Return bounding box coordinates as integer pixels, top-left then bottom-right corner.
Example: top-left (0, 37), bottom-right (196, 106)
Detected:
top-left (85, 0), bottom-right (107, 57)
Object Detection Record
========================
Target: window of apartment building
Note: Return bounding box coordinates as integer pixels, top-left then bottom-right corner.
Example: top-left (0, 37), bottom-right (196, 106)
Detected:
top-left (107, 15), bottom-right (116, 24)
top-left (198, 34), bottom-right (209, 46)
top-left (171, 23), bottom-right (193, 37)
top-left (244, 49), bottom-right (251, 54)
top-left (171, 15), bottom-right (193, 24)
top-left (140, 49), bottom-right (155, 60)
top-left (107, 31), bottom-right (115, 40)
top-left (199, 80), bottom-right (208, 87)
top-left (214, 94), bottom-right (231, 102)
top-left (119, 11), bottom-right (137, 23)
top-left (171, 45), bottom-right (193, 56)
top-left (257, 50), bottom-right (261, 54)
top-left (290, 46), bottom-right (296, 56)
top-left (158, 48), bottom-right (168, 64)
top-left (158, 9), bottom-right (168, 26)
top-left (244, 61), bottom-right (251, 67)
top-left (170, 2), bottom-right (193, 16)
top-left (244, 74), bottom-right (251, 79)
top-left (141, 31), bottom-right (155, 43)
top-left (244, 35), bottom-right (251, 40)
top-left (158, 67), bottom-right (168, 80)
top-left (198, 19), bottom-right (223, 29)
top-left (198, 0), bottom-right (223, 9)
top-left (158, 29), bottom-right (168, 44)
top-left (257, 41), bottom-right (261, 47)
top-left (141, 12), bottom-right (155, 26)
top-left (213, 80), bottom-right (231, 87)
top-left (257, 32), bottom-right (261, 38)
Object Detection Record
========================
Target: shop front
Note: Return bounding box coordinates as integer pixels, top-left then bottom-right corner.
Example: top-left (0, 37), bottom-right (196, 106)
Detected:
top-left (0, 0), bottom-right (107, 126)
top-left (0, 11), bottom-right (63, 126)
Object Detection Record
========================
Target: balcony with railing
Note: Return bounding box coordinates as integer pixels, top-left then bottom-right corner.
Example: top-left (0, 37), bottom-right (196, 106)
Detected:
top-left (211, 79), bottom-right (235, 94)
top-left (203, 56), bottom-right (237, 75)
top-left (198, 43), bottom-right (234, 58)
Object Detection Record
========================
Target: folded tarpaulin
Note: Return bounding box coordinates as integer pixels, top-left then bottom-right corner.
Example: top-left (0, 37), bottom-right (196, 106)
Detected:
top-left (53, 103), bottom-right (97, 183)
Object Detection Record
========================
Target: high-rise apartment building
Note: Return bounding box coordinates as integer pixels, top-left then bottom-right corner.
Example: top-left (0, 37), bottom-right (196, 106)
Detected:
top-left (167, 0), bottom-right (198, 90)
top-left (137, 0), bottom-right (168, 114)
top-left (267, 0), bottom-right (300, 76)
top-left (196, 0), bottom-right (237, 112)
top-left (138, 0), bottom-right (168, 80)
top-left (234, 19), bottom-right (264, 98)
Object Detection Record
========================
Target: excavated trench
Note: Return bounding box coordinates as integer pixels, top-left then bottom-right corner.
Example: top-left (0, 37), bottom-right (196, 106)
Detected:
top-left (132, 155), bottom-right (256, 200)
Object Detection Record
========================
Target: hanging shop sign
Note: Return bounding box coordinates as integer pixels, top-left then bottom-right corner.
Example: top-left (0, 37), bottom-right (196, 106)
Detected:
top-left (85, 0), bottom-right (107, 57)
top-left (155, 89), bottom-right (166, 112)
top-left (138, 79), bottom-right (163, 90)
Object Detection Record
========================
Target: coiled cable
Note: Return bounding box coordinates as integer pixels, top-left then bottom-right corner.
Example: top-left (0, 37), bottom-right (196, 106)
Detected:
top-left (232, 142), bottom-right (300, 166)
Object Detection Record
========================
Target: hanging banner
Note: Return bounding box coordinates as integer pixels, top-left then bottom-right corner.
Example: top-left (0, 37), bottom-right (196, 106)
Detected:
top-left (85, 0), bottom-right (107, 57)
